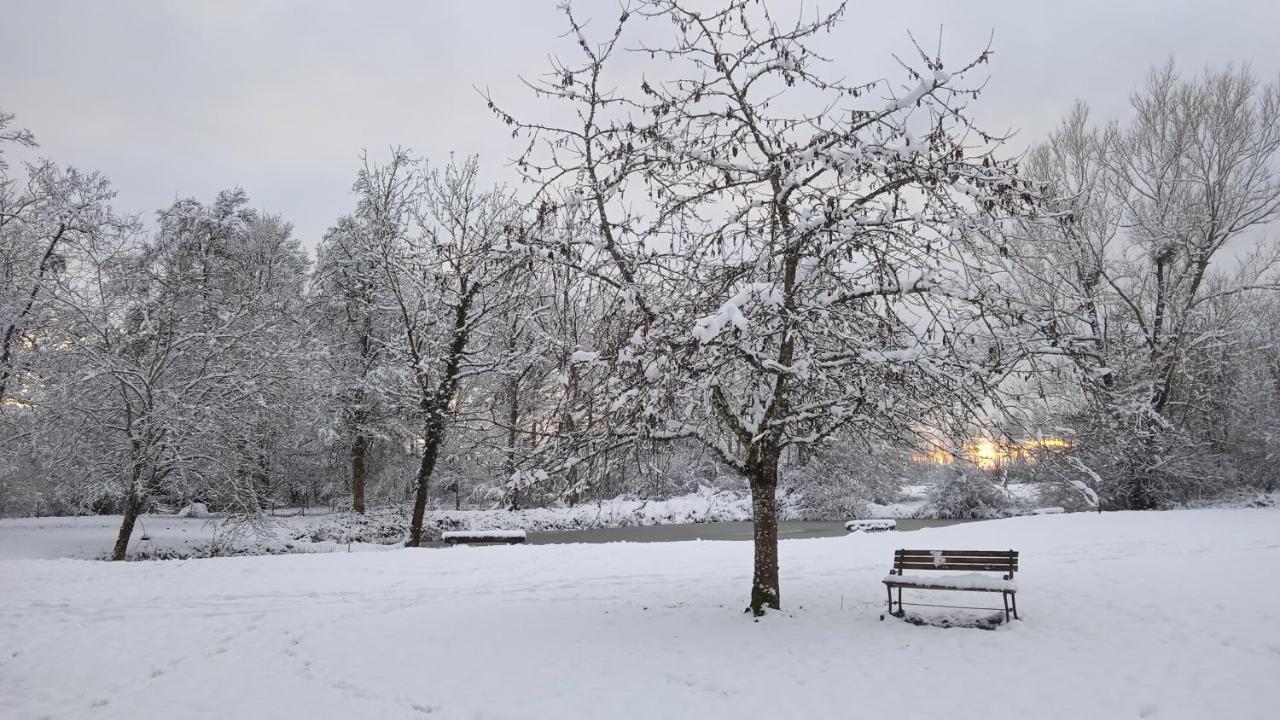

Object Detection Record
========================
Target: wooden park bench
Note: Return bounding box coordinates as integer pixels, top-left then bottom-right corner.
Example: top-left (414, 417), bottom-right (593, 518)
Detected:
top-left (883, 549), bottom-right (1019, 622)
top-left (441, 530), bottom-right (527, 546)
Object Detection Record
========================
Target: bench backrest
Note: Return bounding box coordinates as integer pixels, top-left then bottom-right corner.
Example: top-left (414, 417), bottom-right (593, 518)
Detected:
top-left (892, 549), bottom-right (1018, 576)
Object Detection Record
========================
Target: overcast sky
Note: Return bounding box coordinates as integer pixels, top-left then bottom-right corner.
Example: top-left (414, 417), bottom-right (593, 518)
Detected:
top-left (3, 0), bottom-right (1279, 249)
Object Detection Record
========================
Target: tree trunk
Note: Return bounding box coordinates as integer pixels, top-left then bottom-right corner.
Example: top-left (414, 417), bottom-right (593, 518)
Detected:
top-left (406, 290), bottom-right (474, 546)
top-left (1123, 465), bottom-right (1158, 510)
top-left (111, 473), bottom-right (145, 561)
top-left (747, 448), bottom-right (781, 616)
top-left (503, 375), bottom-right (521, 510)
top-left (407, 421), bottom-right (444, 547)
top-left (350, 432), bottom-right (368, 514)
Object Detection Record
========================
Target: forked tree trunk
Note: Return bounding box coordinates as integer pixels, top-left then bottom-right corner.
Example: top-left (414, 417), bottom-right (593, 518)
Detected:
top-left (747, 447), bottom-right (781, 615)
top-left (350, 431), bottom-right (368, 514)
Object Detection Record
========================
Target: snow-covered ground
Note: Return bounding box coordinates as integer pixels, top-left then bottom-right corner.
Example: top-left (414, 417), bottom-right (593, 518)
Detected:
top-left (4, 506), bottom-right (1278, 719)
top-left (0, 513), bottom-right (380, 560)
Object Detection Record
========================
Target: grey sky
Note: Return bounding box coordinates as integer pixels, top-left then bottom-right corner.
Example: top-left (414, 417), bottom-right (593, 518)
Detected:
top-left (3, 0), bottom-right (1279, 249)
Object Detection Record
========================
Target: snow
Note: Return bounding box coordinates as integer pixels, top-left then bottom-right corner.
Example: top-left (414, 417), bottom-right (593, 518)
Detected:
top-left (0, 513), bottom-right (395, 561)
top-left (884, 572), bottom-right (1017, 592)
top-left (175, 502), bottom-right (211, 519)
top-left (691, 283), bottom-right (782, 344)
top-left (3, 507), bottom-right (1279, 719)
top-left (845, 518), bottom-right (896, 532)
top-left (441, 530), bottom-right (527, 540)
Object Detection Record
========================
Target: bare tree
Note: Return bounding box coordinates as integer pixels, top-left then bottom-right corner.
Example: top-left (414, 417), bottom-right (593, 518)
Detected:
top-left (314, 215), bottom-right (393, 513)
top-left (347, 152), bottom-right (531, 545)
top-left (1016, 63), bottom-right (1280, 508)
top-left (1, 110), bottom-right (120, 407)
top-left (39, 190), bottom-right (306, 559)
top-left (500, 1), bottom-right (1043, 614)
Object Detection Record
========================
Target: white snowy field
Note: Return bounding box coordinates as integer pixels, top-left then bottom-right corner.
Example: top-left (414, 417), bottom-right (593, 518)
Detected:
top-left (0, 513), bottom-right (381, 560)
top-left (3, 508), bottom-right (1279, 720)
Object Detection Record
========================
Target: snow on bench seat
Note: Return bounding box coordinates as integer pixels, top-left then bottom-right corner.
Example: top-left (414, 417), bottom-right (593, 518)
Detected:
top-left (441, 530), bottom-right (527, 544)
top-left (845, 519), bottom-right (896, 532)
top-left (883, 572), bottom-right (1017, 592)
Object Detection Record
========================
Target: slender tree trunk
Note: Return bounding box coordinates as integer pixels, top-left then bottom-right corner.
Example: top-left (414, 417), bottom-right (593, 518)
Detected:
top-left (111, 466), bottom-right (145, 561)
top-left (350, 318), bottom-right (374, 514)
top-left (747, 446), bottom-right (781, 616)
top-left (350, 431), bottom-right (368, 514)
top-left (405, 290), bottom-right (474, 547)
top-left (504, 377), bottom-right (521, 510)
top-left (407, 419), bottom-right (444, 546)
top-left (1123, 459), bottom-right (1158, 510)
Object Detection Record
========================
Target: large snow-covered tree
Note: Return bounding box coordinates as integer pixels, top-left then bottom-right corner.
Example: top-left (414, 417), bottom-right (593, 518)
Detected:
top-left (39, 190), bottom-right (308, 558)
top-left (1013, 64), bottom-right (1280, 508)
top-left (498, 0), bottom-right (1046, 613)
top-left (336, 152), bottom-right (535, 544)
top-left (0, 109), bottom-right (123, 408)
top-left (313, 214), bottom-right (395, 513)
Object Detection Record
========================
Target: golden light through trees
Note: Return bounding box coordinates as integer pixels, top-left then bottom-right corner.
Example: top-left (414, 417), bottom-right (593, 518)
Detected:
top-left (913, 437), bottom-right (1073, 470)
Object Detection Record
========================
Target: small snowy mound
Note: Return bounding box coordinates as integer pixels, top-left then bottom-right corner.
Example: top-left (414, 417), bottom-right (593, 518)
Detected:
top-left (176, 503), bottom-right (210, 519)
top-left (441, 530), bottom-right (527, 541)
top-left (845, 519), bottom-right (896, 532)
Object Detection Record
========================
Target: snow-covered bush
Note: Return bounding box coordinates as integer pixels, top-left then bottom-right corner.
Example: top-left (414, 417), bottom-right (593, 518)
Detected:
top-left (783, 442), bottom-right (911, 520)
top-left (298, 509), bottom-right (409, 545)
top-left (1181, 486), bottom-right (1276, 510)
top-left (917, 468), bottom-right (1013, 519)
top-left (1032, 478), bottom-right (1099, 513)
top-left (176, 502), bottom-right (211, 519)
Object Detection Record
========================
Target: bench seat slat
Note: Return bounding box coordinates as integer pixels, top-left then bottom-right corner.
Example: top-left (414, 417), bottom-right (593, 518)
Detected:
top-left (884, 573), bottom-right (1017, 592)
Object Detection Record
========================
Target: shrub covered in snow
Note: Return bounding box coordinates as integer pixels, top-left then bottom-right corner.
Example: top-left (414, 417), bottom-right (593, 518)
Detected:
top-left (176, 503), bottom-right (211, 519)
top-left (916, 468), bottom-right (1014, 519)
top-left (1180, 486), bottom-right (1276, 510)
top-left (297, 509), bottom-right (410, 545)
top-left (783, 442), bottom-right (911, 520)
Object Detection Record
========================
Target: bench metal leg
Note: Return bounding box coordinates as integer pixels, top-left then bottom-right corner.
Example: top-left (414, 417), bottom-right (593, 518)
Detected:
top-left (886, 585), bottom-right (894, 616)
top-left (896, 587), bottom-right (903, 617)
top-left (1002, 592), bottom-right (1012, 623)
top-left (1010, 592), bottom-right (1018, 620)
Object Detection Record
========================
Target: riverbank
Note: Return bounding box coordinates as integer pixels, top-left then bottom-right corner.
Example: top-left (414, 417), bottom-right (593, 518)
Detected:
top-left (0, 512), bottom-right (981, 560)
